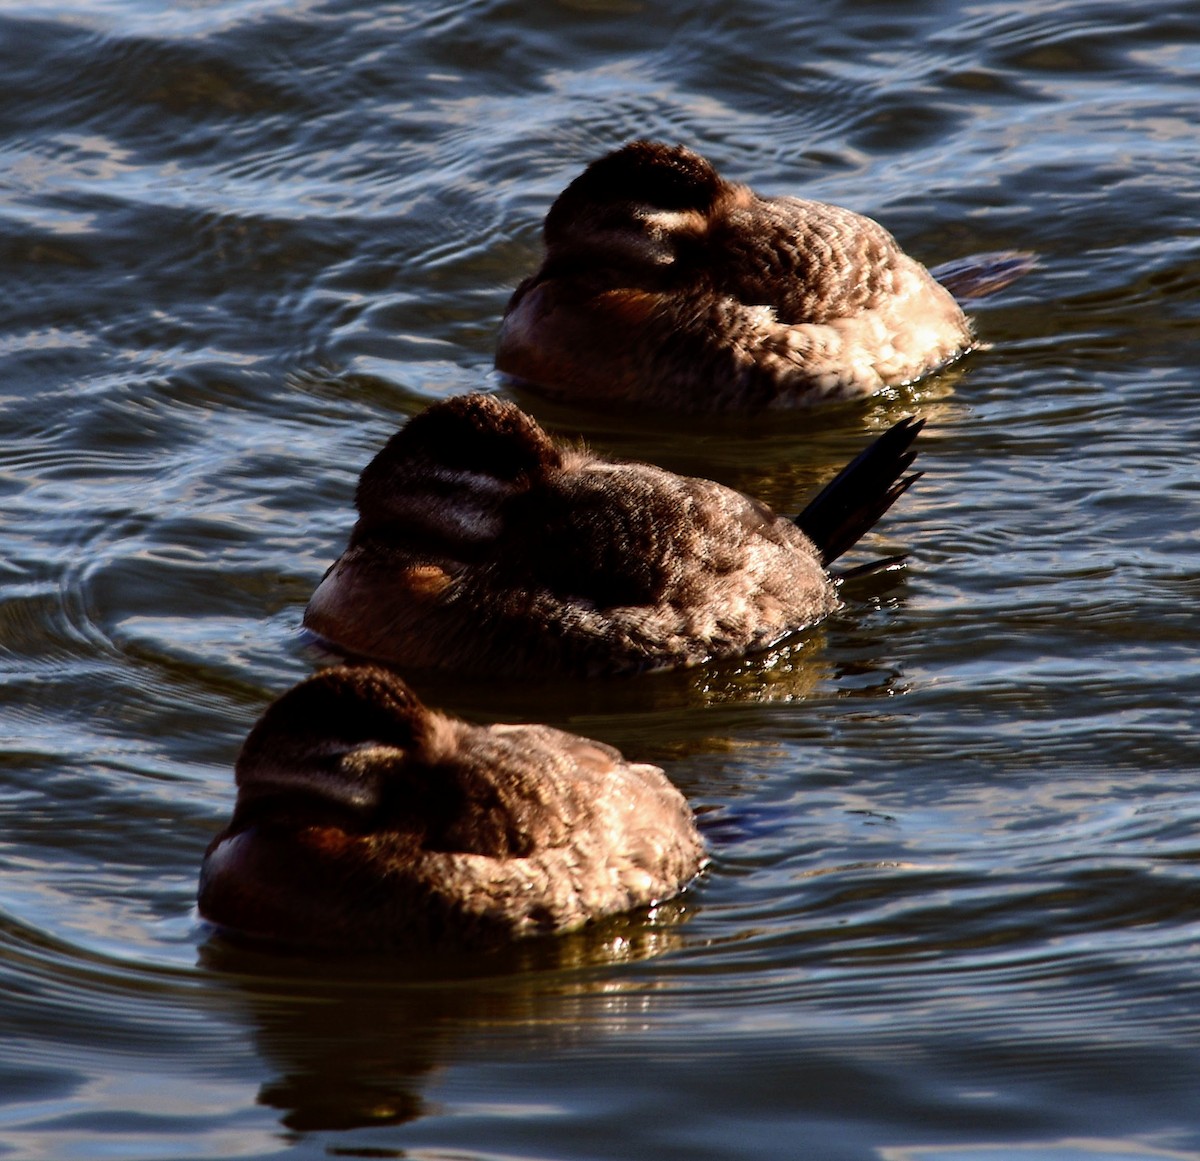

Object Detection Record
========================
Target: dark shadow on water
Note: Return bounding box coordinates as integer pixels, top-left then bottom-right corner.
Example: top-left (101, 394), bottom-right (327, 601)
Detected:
top-left (500, 363), bottom-right (971, 505)
top-left (296, 624), bottom-right (840, 759)
top-left (291, 560), bottom-right (913, 770)
top-left (197, 900), bottom-right (695, 1133)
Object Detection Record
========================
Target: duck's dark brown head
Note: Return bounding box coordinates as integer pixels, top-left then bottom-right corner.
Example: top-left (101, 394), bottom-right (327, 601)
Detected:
top-left (198, 664), bottom-right (495, 949)
top-left (228, 665), bottom-right (433, 832)
top-left (542, 141), bottom-right (730, 272)
top-left (351, 393), bottom-right (563, 552)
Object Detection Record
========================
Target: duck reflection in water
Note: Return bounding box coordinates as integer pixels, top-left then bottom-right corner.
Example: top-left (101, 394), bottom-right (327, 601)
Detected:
top-left (198, 664), bottom-right (706, 950)
top-left (497, 140), bottom-right (1032, 412)
top-left (200, 904), bottom-right (692, 1132)
top-left (304, 392), bottom-right (923, 680)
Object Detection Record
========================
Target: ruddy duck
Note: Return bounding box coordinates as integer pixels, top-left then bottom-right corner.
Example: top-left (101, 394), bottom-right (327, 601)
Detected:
top-left (497, 141), bottom-right (1026, 412)
top-left (198, 664), bottom-right (706, 949)
top-left (303, 393), bottom-right (922, 678)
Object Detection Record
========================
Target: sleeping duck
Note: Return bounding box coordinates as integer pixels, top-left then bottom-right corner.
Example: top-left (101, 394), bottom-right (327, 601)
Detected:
top-left (303, 392), bottom-right (922, 678)
top-left (496, 140), bottom-right (1029, 412)
top-left (198, 664), bottom-right (706, 949)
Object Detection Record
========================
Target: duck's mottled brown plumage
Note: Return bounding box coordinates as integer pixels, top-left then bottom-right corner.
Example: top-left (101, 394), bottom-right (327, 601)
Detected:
top-left (198, 664), bottom-right (706, 950)
top-left (496, 140), bottom-right (976, 412)
top-left (303, 393), bottom-right (922, 678)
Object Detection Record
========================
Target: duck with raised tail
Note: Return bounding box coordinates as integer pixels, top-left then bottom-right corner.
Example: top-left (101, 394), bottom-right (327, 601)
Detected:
top-left (303, 392), bottom-right (923, 678)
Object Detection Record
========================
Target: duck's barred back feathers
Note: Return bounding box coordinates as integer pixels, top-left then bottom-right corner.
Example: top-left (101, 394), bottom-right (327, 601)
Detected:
top-left (793, 416), bottom-right (925, 567)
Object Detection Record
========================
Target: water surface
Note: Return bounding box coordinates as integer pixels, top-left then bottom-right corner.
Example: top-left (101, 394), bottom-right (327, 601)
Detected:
top-left (1, 0), bottom-right (1199, 1158)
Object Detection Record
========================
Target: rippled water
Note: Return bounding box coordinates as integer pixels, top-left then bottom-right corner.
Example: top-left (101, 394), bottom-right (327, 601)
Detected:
top-left (2, 0), bottom-right (1198, 1157)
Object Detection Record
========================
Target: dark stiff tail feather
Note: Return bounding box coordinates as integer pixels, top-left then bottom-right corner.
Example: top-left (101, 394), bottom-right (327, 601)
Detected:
top-left (794, 417), bottom-right (924, 568)
top-left (928, 250), bottom-right (1037, 301)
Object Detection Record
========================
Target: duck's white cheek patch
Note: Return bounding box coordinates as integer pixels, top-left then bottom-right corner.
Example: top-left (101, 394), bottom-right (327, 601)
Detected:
top-left (639, 208), bottom-right (707, 235)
